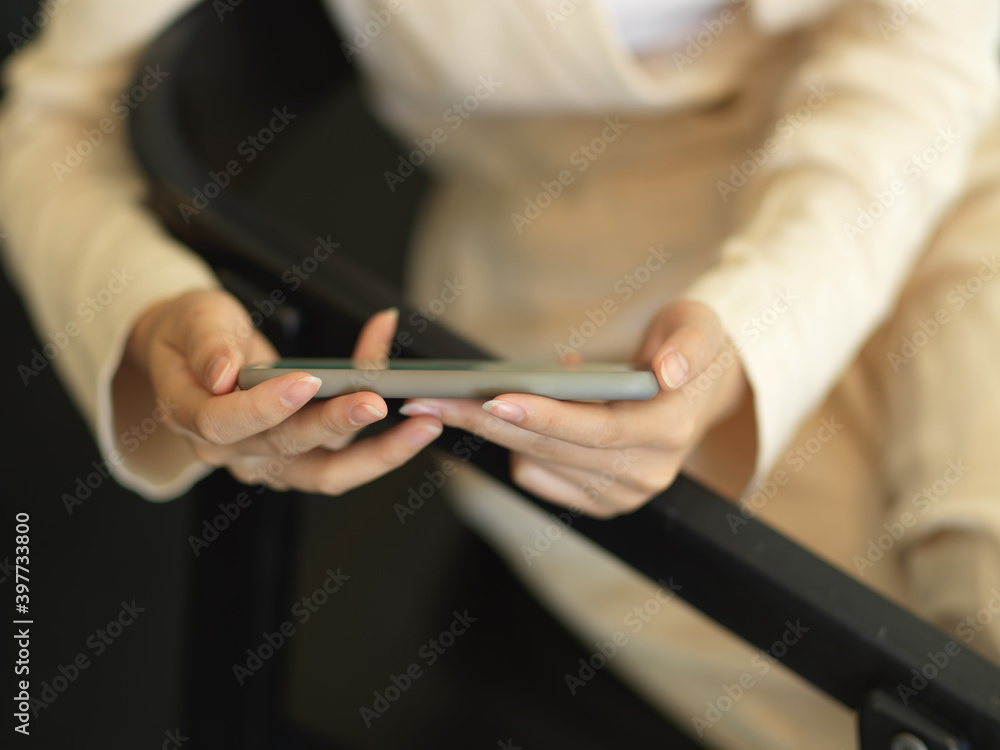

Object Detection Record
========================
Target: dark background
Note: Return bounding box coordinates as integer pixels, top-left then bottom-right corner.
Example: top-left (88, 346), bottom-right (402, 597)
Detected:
top-left (1, 4), bottom-right (189, 747)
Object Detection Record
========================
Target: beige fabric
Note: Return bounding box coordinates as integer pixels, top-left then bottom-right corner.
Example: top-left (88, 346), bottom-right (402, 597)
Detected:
top-left (428, 121), bottom-right (1000, 747)
top-left (1, 0), bottom-right (999, 747)
top-left (326, 0), bottom-right (1000, 747)
top-left (0, 0), bottom-right (214, 498)
top-left (337, 0), bottom-right (1000, 481)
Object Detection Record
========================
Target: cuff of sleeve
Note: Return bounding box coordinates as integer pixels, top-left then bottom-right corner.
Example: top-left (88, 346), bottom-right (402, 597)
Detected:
top-left (681, 243), bottom-right (806, 484)
top-left (75, 237), bottom-right (222, 501)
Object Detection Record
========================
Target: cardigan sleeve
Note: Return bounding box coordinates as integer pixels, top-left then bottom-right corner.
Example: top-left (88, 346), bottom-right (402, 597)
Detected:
top-left (682, 0), bottom-right (1000, 479)
top-left (0, 0), bottom-right (221, 500)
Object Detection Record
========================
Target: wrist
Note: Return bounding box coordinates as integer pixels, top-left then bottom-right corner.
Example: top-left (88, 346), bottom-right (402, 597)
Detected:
top-left (126, 298), bottom-right (170, 373)
top-left (709, 340), bottom-right (750, 426)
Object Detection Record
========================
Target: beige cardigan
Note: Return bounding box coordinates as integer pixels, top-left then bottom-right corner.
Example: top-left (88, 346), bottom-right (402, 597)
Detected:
top-left (1, 0), bottom-right (996, 497)
top-left (2, 1), bottom-right (999, 747)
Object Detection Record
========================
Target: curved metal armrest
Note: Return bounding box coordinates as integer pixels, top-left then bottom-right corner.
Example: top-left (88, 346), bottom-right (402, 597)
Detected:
top-left (130, 2), bottom-right (1000, 747)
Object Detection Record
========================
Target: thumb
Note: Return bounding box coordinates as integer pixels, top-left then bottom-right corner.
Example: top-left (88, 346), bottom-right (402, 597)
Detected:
top-left (637, 301), bottom-right (726, 392)
top-left (352, 307), bottom-right (399, 367)
top-left (171, 290), bottom-right (273, 394)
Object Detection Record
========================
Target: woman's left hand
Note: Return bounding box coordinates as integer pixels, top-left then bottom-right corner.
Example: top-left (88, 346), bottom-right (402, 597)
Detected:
top-left (398, 300), bottom-right (752, 517)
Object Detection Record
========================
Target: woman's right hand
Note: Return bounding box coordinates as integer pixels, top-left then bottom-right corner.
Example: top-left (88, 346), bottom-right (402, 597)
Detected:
top-left (119, 289), bottom-right (442, 492)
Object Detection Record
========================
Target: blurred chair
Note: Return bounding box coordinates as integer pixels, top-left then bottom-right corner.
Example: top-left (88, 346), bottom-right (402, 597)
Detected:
top-left (130, 1), bottom-right (1000, 748)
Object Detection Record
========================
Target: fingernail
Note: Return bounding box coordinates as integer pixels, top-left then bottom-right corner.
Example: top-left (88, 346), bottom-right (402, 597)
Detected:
top-left (660, 351), bottom-right (689, 389)
top-left (399, 402), bottom-right (442, 418)
top-left (483, 400), bottom-right (525, 423)
top-left (382, 306), bottom-right (399, 319)
top-left (349, 403), bottom-right (386, 426)
top-left (207, 355), bottom-right (231, 391)
top-left (280, 375), bottom-right (322, 408)
top-left (408, 422), bottom-right (442, 447)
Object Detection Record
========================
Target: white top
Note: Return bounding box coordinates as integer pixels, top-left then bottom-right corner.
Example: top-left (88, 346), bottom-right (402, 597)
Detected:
top-left (604, 0), bottom-right (734, 51)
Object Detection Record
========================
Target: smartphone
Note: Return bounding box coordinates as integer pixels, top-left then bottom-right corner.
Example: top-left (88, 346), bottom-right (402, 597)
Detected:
top-left (238, 359), bottom-right (659, 400)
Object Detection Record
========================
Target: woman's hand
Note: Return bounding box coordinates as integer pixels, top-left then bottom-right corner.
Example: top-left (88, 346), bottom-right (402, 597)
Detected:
top-left (117, 289), bottom-right (442, 493)
top-left (398, 300), bottom-right (751, 517)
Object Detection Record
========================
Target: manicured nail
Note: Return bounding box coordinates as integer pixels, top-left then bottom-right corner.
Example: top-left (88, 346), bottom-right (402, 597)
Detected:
top-left (660, 351), bottom-right (689, 389)
top-left (349, 403), bottom-right (386, 426)
top-left (483, 400), bottom-right (525, 423)
top-left (399, 402), bottom-right (442, 418)
top-left (280, 375), bottom-right (322, 408)
top-left (207, 355), bottom-right (231, 391)
top-left (408, 422), bottom-right (442, 447)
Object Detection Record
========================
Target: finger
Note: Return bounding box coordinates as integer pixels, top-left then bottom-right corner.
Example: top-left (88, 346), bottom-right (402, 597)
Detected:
top-left (232, 390), bottom-right (388, 456)
top-left (352, 307), bottom-right (399, 367)
top-left (155, 364), bottom-right (323, 446)
top-left (226, 453), bottom-right (297, 489)
top-left (400, 397), bottom-right (589, 460)
top-left (402, 395), bottom-right (657, 451)
top-left (634, 302), bottom-right (726, 392)
top-left (649, 325), bottom-right (710, 392)
top-left (516, 453), bottom-right (659, 515)
top-left (484, 395), bottom-right (654, 449)
top-left (509, 455), bottom-right (612, 517)
top-left (167, 291), bottom-right (277, 394)
top-left (415, 395), bottom-right (667, 496)
top-left (233, 416), bottom-right (443, 495)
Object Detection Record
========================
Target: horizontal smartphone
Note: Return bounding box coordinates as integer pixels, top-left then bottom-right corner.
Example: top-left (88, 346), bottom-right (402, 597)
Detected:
top-left (238, 359), bottom-right (659, 400)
